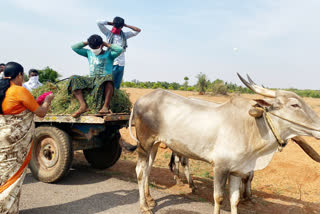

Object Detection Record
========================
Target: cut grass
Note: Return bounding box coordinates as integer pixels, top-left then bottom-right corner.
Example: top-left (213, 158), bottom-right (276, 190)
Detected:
top-left (32, 82), bottom-right (132, 114)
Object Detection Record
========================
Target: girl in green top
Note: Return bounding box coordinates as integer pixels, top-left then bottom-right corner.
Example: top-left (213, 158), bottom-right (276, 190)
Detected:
top-left (67, 34), bottom-right (123, 117)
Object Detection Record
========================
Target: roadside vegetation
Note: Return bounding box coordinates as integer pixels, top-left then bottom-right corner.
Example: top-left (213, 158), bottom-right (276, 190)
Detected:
top-left (121, 73), bottom-right (320, 98)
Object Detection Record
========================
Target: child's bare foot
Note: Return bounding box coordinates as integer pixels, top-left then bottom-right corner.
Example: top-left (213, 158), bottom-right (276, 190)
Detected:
top-left (98, 107), bottom-right (112, 114)
top-left (72, 106), bottom-right (89, 118)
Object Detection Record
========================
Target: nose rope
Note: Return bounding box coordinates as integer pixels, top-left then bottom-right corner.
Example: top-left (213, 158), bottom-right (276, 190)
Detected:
top-left (268, 111), bottom-right (320, 132)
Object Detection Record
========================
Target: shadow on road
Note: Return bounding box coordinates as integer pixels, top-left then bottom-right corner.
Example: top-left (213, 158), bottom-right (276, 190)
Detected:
top-left (21, 189), bottom-right (139, 214)
top-left (23, 166), bottom-right (113, 186)
top-left (153, 195), bottom-right (202, 214)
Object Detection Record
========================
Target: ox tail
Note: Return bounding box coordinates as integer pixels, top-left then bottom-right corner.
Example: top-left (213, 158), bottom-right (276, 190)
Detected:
top-left (291, 136), bottom-right (320, 162)
top-left (128, 106), bottom-right (139, 152)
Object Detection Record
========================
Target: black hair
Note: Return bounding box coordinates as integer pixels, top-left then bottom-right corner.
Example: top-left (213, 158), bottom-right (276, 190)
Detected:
top-left (29, 69), bottom-right (39, 76)
top-left (0, 62), bottom-right (24, 114)
top-left (0, 63), bottom-right (5, 66)
top-left (87, 34), bottom-right (103, 49)
top-left (113, 16), bottom-right (125, 29)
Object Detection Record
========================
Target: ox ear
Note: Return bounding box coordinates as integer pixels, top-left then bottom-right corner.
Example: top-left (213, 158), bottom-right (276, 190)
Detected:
top-left (249, 99), bottom-right (273, 118)
top-left (254, 99), bottom-right (272, 107)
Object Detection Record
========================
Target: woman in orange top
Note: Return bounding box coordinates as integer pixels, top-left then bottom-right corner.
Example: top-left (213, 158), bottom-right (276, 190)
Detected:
top-left (0, 62), bottom-right (54, 214)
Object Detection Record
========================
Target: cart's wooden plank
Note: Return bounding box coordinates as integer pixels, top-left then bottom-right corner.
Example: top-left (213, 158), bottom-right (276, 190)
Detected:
top-left (35, 115), bottom-right (105, 124)
top-left (87, 113), bottom-right (129, 117)
top-left (34, 113), bottom-right (130, 124)
top-left (103, 114), bottom-right (130, 121)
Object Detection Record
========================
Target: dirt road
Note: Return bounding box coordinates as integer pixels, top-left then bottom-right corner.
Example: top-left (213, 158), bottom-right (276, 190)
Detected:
top-left (20, 162), bottom-right (226, 214)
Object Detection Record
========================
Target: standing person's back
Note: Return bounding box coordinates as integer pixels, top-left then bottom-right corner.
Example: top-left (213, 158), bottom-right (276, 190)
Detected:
top-left (97, 16), bottom-right (141, 89)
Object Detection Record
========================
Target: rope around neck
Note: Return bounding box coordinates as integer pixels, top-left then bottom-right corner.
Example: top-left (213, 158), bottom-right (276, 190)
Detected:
top-left (263, 111), bottom-right (286, 152)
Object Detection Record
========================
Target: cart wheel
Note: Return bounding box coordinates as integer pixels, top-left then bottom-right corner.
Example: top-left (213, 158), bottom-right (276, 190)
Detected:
top-left (83, 133), bottom-right (122, 169)
top-left (29, 126), bottom-right (73, 183)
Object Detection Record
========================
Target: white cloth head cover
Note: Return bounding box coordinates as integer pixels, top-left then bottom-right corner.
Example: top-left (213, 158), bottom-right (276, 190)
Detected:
top-left (23, 76), bottom-right (42, 92)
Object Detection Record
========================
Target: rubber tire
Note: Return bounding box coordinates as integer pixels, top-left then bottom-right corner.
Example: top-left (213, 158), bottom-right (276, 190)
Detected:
top-left (83, 134), bottom-right (122, 169)
top-left (29, 126), bottom-right (73, 183)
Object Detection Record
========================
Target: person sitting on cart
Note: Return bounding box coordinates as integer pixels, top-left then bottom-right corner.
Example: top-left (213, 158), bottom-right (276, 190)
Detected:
top-left (67, 34), bottom-right (123, 118)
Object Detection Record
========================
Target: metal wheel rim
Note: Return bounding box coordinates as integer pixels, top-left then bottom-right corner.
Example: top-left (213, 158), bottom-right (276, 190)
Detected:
top-left (36, 137), bottom-right (59, 169)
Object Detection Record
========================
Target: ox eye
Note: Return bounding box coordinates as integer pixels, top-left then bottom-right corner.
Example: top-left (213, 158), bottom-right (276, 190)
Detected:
top-left (291, 104), bottom-right (300, 108)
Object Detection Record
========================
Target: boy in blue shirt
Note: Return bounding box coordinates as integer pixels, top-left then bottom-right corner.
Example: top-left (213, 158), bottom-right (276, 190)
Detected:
top-left (68, 34), bottom-right (123, 117)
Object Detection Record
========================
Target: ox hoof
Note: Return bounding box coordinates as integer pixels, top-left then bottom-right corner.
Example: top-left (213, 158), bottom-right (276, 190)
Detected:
top-left (191, 187), bottom-right (197, 194)
top-left (147, 199), bottom-right (157, 208)
top-left (240, 193), bottom-right (252, 202)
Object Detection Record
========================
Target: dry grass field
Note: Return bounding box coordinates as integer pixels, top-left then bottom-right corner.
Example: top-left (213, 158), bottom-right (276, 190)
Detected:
top-left (111, 88), bottom-right (320, 214)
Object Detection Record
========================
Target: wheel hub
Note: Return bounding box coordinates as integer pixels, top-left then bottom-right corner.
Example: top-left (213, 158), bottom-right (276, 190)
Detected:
top-left (37, 137), bottom-right (59, 168)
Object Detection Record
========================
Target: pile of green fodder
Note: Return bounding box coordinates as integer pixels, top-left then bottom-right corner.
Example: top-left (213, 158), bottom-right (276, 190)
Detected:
top-left (32, 82), bottom-right (132, 115)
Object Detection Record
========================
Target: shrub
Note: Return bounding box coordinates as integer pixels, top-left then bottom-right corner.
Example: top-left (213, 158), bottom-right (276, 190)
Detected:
top-left (122, 81), bottom-right (137, 88)
top-left (187, 86), bottom-right (195, 91)
top-left (212, 81), bottom-right (228, 95)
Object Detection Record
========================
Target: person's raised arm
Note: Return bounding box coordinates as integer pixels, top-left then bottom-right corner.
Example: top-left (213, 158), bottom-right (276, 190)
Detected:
top-left (71, 41), bottom-right (89, 57)
top-left (123, 23), bottom-right (141, 39)
top-left (124, 24), bottom-right (141, 33)
top-left (97, 20), bottom-right (112, 37)
top-left (103, 42), bottom-right (123, 59)
top-left (33, 93), bottom-right (54, 118)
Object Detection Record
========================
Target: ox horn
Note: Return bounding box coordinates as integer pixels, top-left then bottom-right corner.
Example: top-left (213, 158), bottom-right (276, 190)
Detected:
top-left (247, 74), bottom-right (267, 89)
top-left (246, 74), bottom-right (257, 85)
top-left (237, 73), bottom-right (276, 98)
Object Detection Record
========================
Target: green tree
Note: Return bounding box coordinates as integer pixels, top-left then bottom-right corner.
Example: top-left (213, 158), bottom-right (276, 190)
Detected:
top-left (183, 76), bottom-right (189, 90)
top-left (170, 82), bottom-right (180, 90)
top-left (38, 66), bottom-right (61, 83)
top-left (196, 73), bottom-right (208, 95)
top-left (24, 74), bottom-right (29, 82)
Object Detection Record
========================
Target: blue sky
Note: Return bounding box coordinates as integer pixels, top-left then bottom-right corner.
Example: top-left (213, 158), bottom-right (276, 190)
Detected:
top-left (1, 0), bottom-right (320, 89)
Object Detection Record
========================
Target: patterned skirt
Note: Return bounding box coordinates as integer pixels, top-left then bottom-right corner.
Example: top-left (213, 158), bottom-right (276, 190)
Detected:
top-left (66, 75), bottom-right (113, 110)
top-left (0, 110), bottom-right (34, 214)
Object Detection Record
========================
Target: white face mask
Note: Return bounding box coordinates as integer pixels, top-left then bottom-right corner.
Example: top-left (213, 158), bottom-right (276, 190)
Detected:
top-left (29, 76), bottom-right (39, 83)
top-left (91, 48), bottom-right (102, 56)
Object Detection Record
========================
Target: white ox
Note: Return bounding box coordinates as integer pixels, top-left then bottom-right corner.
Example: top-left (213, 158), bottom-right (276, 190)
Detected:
top-left (169, 98), bottom-right (320, 200)
top-left (128, 74), bottom-right (320, 214)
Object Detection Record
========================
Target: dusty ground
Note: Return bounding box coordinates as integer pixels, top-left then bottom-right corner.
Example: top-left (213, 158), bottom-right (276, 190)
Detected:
top-left (113, 88), bottom-right (320, 214)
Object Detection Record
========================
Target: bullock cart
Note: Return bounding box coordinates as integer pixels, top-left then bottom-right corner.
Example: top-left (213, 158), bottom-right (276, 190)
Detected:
top-left (29, 113), bottom-right (130, 183)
